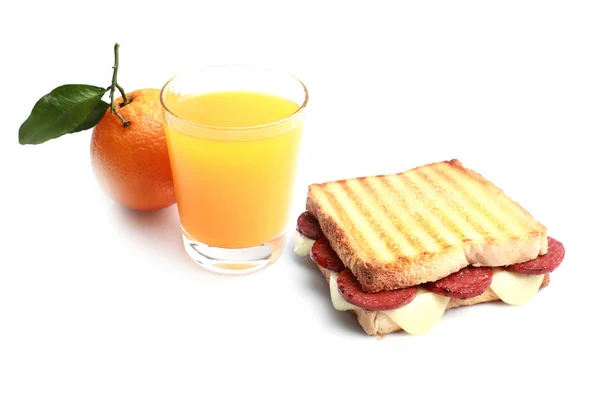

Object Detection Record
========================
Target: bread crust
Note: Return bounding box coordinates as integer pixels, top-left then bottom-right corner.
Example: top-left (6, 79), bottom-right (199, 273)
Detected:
top-left (318, 266), bottom-right (550, 336)
top-left (307, 159), bottom-right (548, 292)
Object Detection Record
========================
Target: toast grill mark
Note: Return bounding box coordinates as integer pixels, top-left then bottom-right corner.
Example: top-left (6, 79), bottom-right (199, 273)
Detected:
top-left (439, 163), bottom-right (529, 234)
top-left (411, 168), bottom-right (492, 239)
top-left (346, 178), bottom-right (419, 256)
top-left (315, 184), bottom-right (390, 262)
top-left (401, 169), bottom-right (483, 241)
top-left (430, 164), bottom-right (511, 237)
top-left (310, 186), bottom-right (362, 258)
top-left (387, 173), bottom-right (466, 246)
top-left (334, 181), bottom-right (396, 260)
top-left (446, 164), bottom-right (544, 234)
top-left (370, 176), bottom-right (449, 251)
top-left (309, 187), bottom-right (349, 243)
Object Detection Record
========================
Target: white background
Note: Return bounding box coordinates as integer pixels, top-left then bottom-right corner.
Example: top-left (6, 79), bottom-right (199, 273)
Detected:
top-left (1, 1), bottom-right (599, 399)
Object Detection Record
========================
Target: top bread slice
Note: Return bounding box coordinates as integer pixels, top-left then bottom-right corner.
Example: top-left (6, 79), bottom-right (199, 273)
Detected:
top-left (306, 159), bottom-right (548, 293)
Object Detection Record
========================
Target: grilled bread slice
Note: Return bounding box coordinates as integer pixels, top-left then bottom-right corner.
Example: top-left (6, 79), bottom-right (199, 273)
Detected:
top-left (306, 159), bottom-right (547, 293)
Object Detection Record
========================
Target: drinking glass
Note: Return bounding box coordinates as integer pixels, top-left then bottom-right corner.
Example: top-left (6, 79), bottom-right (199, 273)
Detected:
top-left (160, 65), bottom-right (308, 274)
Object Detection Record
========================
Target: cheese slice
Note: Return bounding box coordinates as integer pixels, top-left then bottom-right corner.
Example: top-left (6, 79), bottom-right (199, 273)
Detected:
top-left (308, 235), bottom-right (545, 335)
top-left (293, 231), bottom-right (315, 256)
top-left (328, 273), bottom-right (448, 335)
top-left (383, 288), bottom-right (450, 335)
top-left (329, 272), bottom-right (358, 311)
top-left (489, 269), bottom-right (544, 306)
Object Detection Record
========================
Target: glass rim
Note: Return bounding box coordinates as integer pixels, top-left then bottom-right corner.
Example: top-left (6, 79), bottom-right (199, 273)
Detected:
top-left (160, 64), bottom-right (309, 131)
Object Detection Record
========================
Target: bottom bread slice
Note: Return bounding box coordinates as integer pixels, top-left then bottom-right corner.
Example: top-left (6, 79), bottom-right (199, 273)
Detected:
top-left (318, 266), bottom-right (550, 336)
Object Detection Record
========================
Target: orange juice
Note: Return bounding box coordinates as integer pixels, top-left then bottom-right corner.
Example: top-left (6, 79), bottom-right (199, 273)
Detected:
top-left (163, 91), bottom-right (303, 249)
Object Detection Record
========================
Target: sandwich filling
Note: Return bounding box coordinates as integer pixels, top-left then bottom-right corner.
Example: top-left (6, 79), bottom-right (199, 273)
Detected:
top-left (328, 271), bottom-right (451, 335)
top-left (295, 211), bottom-right (565, 335)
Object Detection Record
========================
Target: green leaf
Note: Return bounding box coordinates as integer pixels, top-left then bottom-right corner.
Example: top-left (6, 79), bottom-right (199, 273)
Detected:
top-left (72, 100), bottom-right (109, 132)
top-left (19, 84), bottom-right (108, 145)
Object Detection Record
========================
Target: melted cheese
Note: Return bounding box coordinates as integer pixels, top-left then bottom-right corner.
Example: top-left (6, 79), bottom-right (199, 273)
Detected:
top-left (489, 269), bottom-right (544, 306)
top-left (383, 288), bottom-right (450, 335)
top-left (329, 272), bottom-right (358, 311)
top-left (293, 231), bottom-right (315, 256)
top-left (296, 232), bottom-right (545, 335)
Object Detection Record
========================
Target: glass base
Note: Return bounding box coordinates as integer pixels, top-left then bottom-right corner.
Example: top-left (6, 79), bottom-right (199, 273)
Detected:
top-left (182, 231), bottom-right (286, 274)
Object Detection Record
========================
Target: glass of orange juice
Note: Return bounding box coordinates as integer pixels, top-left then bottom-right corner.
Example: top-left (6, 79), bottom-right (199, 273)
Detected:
top-left (160, 65), bottom-right (308, 274)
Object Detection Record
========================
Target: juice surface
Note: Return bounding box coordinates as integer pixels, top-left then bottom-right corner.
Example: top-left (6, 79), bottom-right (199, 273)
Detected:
top-left (164, 91), bottom-right (303, 248)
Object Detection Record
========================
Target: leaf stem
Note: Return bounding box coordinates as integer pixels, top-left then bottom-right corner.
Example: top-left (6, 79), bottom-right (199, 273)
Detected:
top-left (116, 84), bottom-right (130, 107)
top-left (109, 43), bottom-right (130, 127)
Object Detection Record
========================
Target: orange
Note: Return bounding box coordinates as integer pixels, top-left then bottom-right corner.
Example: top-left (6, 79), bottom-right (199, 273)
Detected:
top-left (90, 89), bottom-right (176, 211)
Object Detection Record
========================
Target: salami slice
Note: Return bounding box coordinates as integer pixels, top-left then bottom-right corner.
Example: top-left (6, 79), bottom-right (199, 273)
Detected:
top-left (310, 237), bottom-right (346, 272)
top-left (337, 269), bottom-right (417, 311)
top-left (506, 237), bottom-right (565, 275)
top-left (423, 266), bottom-right (493, 299)
top-left (296, 211), bottom-right (323, 240)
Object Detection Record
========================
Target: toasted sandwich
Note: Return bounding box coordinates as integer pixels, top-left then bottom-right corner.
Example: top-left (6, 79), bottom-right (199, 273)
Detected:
top-left (294, 159), bottom-right (565, 335)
